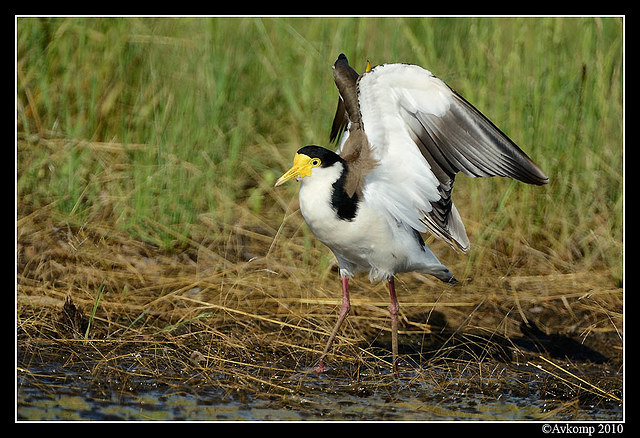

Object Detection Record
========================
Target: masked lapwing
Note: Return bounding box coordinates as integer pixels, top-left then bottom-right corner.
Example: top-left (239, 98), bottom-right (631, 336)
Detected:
top-left (275, 53), bottom-right (548, 376)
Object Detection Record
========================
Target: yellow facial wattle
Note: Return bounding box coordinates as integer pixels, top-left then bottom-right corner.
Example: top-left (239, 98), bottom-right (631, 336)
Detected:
top-left (274, 153), bottom-right (322, 186)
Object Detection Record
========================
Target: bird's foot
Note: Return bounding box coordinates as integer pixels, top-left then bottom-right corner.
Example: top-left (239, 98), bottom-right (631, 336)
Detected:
top-left (309, 361), bottom-right (328, 374)
top-left (303, 358), bottom-right (329, 375)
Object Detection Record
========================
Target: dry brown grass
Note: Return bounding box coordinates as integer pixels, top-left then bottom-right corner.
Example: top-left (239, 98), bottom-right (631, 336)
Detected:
top-left (17, 199), bottom-right (623, 419)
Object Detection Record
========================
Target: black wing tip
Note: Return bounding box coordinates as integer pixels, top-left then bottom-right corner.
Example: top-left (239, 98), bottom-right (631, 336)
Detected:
top-left (521, 162), bottom-right (550, 185)
top-left (329, 119), bottom-right (345, 144)
top-left (533, 175), bottom-right (550, 186)
top-left (506, 166), bottom-right (549, 186)
top-left (534, 171), bottom-right (550, 185)
top-left (334, 53), bottom-right (349, 69)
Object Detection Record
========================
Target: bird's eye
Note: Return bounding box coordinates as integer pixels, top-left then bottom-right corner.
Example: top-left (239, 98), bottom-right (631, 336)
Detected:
top-left (310, 159), bottom-right (321, 167)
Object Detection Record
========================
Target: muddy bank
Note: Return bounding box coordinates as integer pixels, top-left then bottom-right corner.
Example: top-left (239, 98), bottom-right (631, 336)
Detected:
top-left (17, 215), bottom-right (623, 421)
top-left (17, 296), bottom-right (622, 421)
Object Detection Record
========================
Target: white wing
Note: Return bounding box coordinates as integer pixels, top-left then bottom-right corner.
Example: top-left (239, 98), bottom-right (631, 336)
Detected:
top-left (357, 63), bottom-right (548, 252)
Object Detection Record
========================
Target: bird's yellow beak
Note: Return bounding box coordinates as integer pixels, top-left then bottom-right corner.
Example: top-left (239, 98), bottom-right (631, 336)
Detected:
top-left (274, 153), bottom-right (314, 187)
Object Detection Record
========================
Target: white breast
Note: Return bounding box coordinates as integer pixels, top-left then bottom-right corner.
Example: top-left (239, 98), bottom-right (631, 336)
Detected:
top-left (297, 162), bottom-right (451, 281)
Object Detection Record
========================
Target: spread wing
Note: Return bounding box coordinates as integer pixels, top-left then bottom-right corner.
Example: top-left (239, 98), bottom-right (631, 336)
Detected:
top-left (330, 54), bottom-right (361, 146)
top-left (355, 63), bottom-right (548, 253)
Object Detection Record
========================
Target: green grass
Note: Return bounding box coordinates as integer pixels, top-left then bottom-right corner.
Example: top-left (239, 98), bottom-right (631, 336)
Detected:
top-left (17, 16), bottom-right (623, 280)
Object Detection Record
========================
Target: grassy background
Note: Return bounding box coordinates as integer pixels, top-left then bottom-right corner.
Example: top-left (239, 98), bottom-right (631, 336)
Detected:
top-left (17, 17), bottom-right (623, 282)
top-left (17, 17), bottom-right (623, 416)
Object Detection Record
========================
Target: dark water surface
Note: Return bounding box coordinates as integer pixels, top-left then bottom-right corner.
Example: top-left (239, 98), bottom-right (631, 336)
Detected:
top-left (17, 359), bottom-right (622, 421)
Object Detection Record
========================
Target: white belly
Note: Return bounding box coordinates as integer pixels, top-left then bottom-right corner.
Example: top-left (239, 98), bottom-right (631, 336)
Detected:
top-left (298, 175), bottom-right (451, 281)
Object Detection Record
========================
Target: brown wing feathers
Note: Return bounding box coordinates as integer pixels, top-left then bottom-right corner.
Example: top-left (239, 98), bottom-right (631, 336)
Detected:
top-left (331, 54), bottom-right (378, 198)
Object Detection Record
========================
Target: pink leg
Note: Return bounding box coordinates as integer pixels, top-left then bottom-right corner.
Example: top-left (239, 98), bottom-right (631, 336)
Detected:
top-left (313, 276), bottom-right (351, 372)
top-left (388, 277), bottom-right (399, 377)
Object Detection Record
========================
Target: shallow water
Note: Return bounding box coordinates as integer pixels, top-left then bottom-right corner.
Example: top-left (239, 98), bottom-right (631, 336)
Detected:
top-left (17, 361), bottom-right (622, 421)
